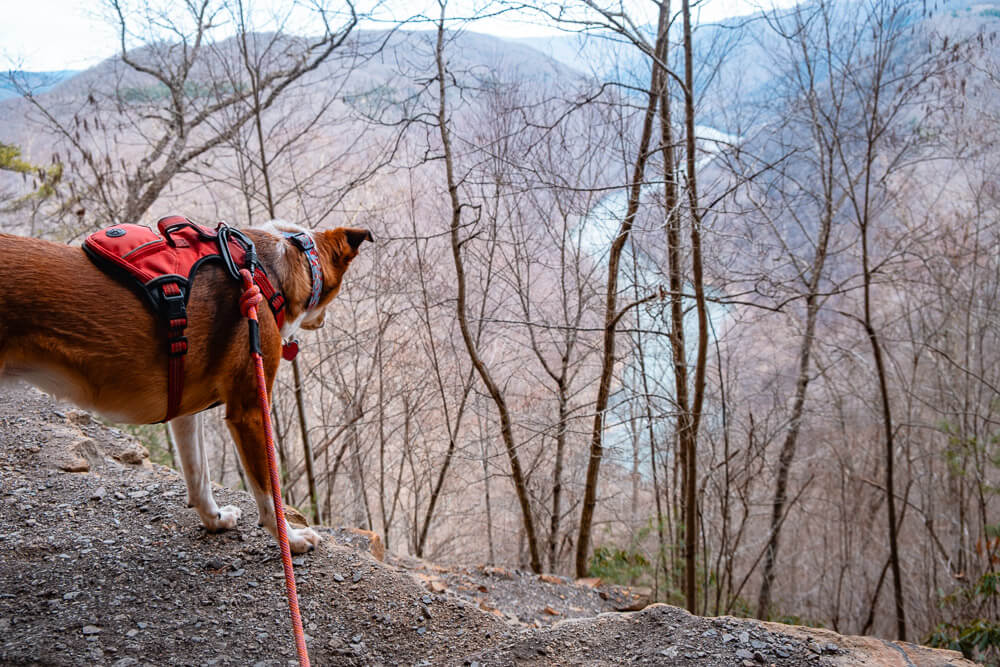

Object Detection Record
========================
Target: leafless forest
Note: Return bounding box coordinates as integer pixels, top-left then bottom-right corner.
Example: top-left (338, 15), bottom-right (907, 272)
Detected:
top-left (2, 0), bottom-right (999, 658)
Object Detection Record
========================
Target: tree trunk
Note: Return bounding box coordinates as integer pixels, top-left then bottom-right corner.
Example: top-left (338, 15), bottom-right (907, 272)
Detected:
top-left (293, 357), bottom-right (320, 524)
top-left (757, 182), bottom-right (834, 618)
top-left (549, 389), bottom-right (569, 572)
top-left (855, 27), bottom-right (906, 637)
top-left (575, 5), bottom-right (668, 579)
top-left (434, 4), bottom-right (542, 572)
top-left (680, 0), bottom-right (709, 614)
top-left (863, 228), bottom-right (906, 640)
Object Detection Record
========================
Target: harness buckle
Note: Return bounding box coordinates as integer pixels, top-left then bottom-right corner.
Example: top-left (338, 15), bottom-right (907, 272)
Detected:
top-left (285, 232), bottom-right (315, 252)
top-left (162, 286), bottom-right (187, 323)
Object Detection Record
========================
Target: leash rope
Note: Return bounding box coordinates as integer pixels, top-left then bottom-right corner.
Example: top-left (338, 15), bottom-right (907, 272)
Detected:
top-left (239, 269), bottom-right (311, 667)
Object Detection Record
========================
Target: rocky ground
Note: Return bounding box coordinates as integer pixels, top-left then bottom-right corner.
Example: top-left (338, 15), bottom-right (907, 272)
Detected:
top-left (0, 384), bottom-right (978, 666)
top-left (389, 557), bottom-right (652, 627)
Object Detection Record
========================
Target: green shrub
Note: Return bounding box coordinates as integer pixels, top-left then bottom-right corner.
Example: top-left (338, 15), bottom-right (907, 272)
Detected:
top-left (588, 545), bottom-right (650, 585)
top-left (927, 562), bottom-right (1000, 665)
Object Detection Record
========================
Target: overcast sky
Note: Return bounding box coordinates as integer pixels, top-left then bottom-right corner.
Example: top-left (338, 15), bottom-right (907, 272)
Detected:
top-left (1, 0), bottom-right (790, 72)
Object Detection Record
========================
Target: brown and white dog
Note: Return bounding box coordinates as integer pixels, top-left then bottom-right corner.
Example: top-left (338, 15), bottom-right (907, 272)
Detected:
top-left (0, 220), bottom-right (371, 553)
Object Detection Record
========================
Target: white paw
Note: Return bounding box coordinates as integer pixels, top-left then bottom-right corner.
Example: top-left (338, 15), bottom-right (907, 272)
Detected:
top-left (287, 525), bottom-right (322, 554)
top-left (203, 505), bottom-right (242, 532)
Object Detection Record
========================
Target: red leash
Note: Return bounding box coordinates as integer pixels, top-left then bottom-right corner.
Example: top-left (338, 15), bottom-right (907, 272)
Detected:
top-left (239, 269), bottom-right (311, 667)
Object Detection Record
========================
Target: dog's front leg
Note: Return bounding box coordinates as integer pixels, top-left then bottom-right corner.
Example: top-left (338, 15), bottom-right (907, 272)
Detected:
top-left (169, 413), bottom-right (243, 531)
top-left (225, 402), bottom-right (321, 553)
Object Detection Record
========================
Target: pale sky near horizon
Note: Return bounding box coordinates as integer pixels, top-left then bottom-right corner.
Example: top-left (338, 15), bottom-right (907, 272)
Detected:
top-left (1, 0), bottom-right (792, 72)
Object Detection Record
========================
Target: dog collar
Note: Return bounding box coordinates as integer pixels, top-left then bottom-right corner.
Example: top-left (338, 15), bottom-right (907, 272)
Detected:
top-left (282, 231), bottom-right (323, 311)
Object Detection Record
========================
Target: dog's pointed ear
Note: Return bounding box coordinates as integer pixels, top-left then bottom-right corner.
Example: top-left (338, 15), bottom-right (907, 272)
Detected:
top-left (344, 228), bottom-right (374, 251)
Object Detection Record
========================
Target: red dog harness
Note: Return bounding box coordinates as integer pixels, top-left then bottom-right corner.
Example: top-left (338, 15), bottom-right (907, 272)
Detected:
top-left (83, 215), bottom-right (287, 422)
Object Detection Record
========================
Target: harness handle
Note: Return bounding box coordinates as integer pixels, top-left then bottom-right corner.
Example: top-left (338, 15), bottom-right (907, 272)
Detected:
top-left (158, 216), bottom-right (218, 247)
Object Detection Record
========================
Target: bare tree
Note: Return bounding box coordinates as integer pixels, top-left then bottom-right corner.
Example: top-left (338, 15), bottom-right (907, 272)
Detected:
top-left (568, 0), bottom-right (670, 581)
top-left (19, 0), bottom-right (358, 227)
top-left (747, 0), bottom-right (846, 619)
top-left (433, 1), bottom-right (544, 571)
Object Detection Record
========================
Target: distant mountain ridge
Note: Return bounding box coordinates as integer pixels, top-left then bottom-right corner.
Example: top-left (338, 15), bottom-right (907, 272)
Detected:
top-left (0, 70), bottom-right (79, 100)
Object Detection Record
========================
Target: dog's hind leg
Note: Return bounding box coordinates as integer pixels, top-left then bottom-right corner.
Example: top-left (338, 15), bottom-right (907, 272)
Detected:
top-left (225, 400), bottom-right (321, 553)
top-left (169, 413), bottom-right (243, 532)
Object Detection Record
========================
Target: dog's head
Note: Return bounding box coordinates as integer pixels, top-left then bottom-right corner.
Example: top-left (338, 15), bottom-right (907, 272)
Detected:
top-left (299, 227), bottom-right (373, 331)
top-left (255, 220), bottom-right (373, 332)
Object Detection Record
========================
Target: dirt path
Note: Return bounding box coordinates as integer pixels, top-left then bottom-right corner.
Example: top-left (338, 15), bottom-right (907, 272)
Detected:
top-left (0, 384), bottom-right (975, 666)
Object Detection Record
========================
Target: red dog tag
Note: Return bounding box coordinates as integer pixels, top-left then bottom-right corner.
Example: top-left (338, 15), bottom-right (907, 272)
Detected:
top-left (282, 340), bottom-right (300, 361)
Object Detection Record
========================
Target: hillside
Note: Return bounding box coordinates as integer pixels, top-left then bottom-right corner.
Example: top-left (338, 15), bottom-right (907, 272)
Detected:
top-left (0, 70), bottom-right (79, 100)
top-left (0, 383), bottom-right (974, 666)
